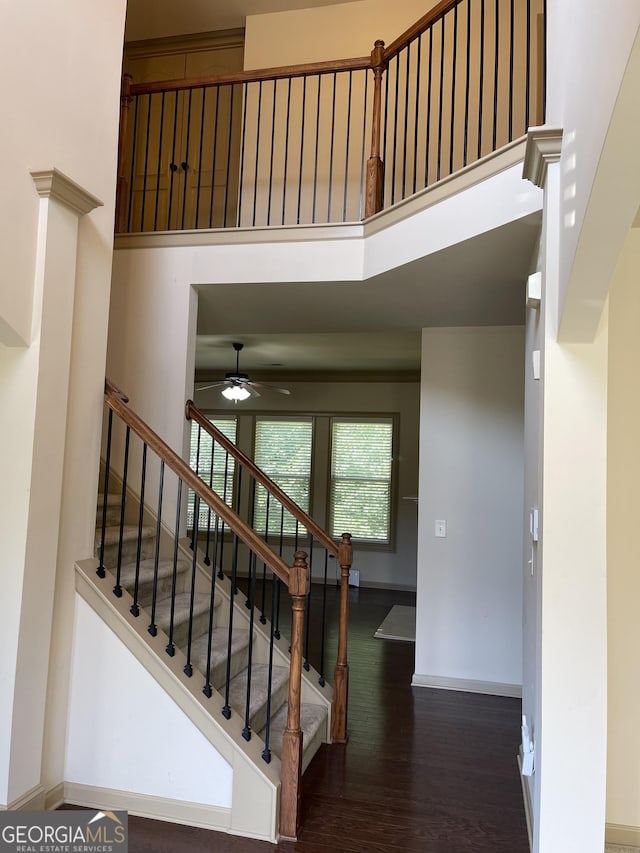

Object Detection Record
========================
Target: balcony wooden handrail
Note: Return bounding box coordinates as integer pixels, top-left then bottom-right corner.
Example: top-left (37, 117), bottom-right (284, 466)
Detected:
top-left (104, 380), bottom-right (291, 587)
top-left (186, 399), bottom-right (339, 557)
top-left (383, 0), bottom-right (463, 61)
top-left (130, 55), bottom-right (371, 97)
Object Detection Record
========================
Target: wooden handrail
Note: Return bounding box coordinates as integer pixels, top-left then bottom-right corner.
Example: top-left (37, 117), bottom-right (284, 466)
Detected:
top-left (104, 380), bottom-right (290, 586)
top-left (383, 0), bottom-right (463, 62)
top-left (131, 55), bottom-right (371, 97)
top-left (186, 400), bottom-right (339, 557)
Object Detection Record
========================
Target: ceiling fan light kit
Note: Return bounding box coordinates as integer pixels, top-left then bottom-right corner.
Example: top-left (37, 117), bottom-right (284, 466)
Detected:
top-left (196, 342), bottom-right (291, 403)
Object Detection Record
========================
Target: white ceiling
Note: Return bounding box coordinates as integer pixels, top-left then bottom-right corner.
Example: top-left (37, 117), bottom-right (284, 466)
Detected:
top-left (125, 0), bottom-right (360, 41)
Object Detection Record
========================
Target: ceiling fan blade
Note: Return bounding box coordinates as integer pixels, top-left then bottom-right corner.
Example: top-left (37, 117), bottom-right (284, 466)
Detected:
top-left (249, 381), bottom-right (291, 395)
top-left (195, 381), bottom-right (227, 392)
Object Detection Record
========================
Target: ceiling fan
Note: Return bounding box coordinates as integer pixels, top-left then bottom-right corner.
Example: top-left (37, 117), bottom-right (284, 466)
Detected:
top-left (196, 342), bottom-right (291, 401)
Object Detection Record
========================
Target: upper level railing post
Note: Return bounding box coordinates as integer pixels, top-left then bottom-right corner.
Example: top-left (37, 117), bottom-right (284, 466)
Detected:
top-left (331, 532), bottom-right (352, 743)
top-left (115, 73), bottom-right (133, 234)
top-left (364, 40), bottom-right (387, 219)
top-left (279, 551), bottom-right (310, 841)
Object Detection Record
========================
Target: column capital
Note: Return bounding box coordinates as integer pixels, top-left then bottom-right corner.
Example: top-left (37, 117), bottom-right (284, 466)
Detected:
top-left (523, 127), bottom-right (563, 188)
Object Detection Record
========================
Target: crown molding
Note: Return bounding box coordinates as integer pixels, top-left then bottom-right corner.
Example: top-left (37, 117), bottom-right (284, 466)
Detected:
top-left (31, 168), bottom-right (103, 216)
top-left (522, 126), bottom-right (563, 188)
top-left (194, 369), bottom-right (420, 384)
top-left (124, 28), bottom-right (245, 60)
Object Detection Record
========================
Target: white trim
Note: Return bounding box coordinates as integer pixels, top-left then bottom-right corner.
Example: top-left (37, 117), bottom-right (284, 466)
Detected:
top-left (517, 750), bottom-right (533, 852)
top-left (606, 823), bottom-right (640, 848)
top-left (522, 126), bottom-right (563, 189)
top-left (1, 784), bottom-right (46, 811)
top-left (31, 168), bottom-right (103, 216)
top-left (411, 673), bottom-right (522, 698)
top-left (64, 782), bottom-right (234, 836)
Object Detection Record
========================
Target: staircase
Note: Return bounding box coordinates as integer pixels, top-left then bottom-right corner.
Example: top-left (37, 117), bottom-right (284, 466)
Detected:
top-left (94, 491), bottom-right (329, 769)
top-left (72, 380), bottom-right (352, 842)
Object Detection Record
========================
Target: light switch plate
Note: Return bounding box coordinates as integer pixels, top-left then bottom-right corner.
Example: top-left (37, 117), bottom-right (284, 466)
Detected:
top-left (435, 520), bottom-right (446, 538)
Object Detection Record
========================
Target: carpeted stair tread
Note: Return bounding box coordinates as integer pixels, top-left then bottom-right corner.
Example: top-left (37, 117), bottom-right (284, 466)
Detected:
top-left (260, 701), bottom-right (328, 762)
top-left (117, 558), bottom-right (190, 588)
top-left (97, 493), bottom-right (122, 509)
top-left (190, 626), bottom-right (251, 687)
top-left (154, 592), bottom-right (216, 633)
top-left (226, 663), bottom-right (289, 731)
top-left (96, 524), bottom-right (156, 549)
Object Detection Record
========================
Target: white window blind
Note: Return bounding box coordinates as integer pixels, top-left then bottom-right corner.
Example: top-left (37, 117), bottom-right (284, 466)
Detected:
top-left (187, 417), bottom-right (237, 529)
top-left (253, 417), bottom-right (312, 536)
top-left (330, 418), bottom-right (393, 542)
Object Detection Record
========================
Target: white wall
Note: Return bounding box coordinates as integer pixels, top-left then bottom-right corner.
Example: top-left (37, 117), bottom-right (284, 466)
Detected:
top-left (66, 596), bottom-right (232, 807)
top-left (415, 326), bottom-right (524, 692)
top-left (606, 229), bottom-right (640, 835)
top-left (0, 0), bottom-right (127, 808)
top-left (546, 1), bottom-right (640, 340)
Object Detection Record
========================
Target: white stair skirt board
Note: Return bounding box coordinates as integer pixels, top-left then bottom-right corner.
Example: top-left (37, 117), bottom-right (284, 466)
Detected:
top-left (374, 605), bottom-right (416, 642)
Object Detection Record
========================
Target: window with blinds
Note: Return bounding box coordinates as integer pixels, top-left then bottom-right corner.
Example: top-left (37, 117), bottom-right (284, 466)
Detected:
top-left (187, 416), bottom-right (237, 529)
top-left (253, 417), bottom-right (313, 536)
top-left (330, 418), bottom-right (394, 543)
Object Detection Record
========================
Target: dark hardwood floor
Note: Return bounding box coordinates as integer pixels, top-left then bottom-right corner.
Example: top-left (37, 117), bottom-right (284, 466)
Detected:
top-left (68, 585), bottom-right (529, 852)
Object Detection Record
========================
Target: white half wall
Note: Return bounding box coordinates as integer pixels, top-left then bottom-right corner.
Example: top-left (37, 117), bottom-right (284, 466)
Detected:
top-left (415, 326), bottom-right (524, 691)
top-left (66, 595), bottom-right (232, 808)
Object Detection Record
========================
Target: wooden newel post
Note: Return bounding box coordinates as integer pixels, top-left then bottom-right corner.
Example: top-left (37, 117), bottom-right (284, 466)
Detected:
top-left (279, 551), bottom-right (310, 841)
top-left (364, 40), bottom-right (387, 219)
top-left (115, 72), bottom-right (133, 234)
top-left (331, 532), bottom-right (352, 744)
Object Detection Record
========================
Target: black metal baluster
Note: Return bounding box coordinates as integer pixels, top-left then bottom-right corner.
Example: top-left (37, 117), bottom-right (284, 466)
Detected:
top-left (450, 4), bottom-right (459, 175)
top-left (508, 0), bottom-right (514, 140)
top-left (318, 549), bottom-right (329, 686)
top-left (202, 500), bottom-right (219, 697)
top-left (203, 431), bottom-right (215, 566)
top-left (311, 74), bottom-right (322, 223)
top-left (425, 25), bottom-right (434, 185)
top-left (233, 467), bottom-right (242, 595)
top-left (148, 460), bottom-right (164, 637)
top-left (261, 576), bottom-right (277, 763)
top-left (281, 78), bottom-right (292, 225)
top-left (382, 53), bottom-right (390, 206)
top-left (180, 88), bottom-right (193, 230)
top-left (303, 536), bottom-right (312, 671)
top-left (326, 72), bottom-right (337, 222)
top-left (266, 79), bottom-right (277, 225)
top-left (237, 82), bottom-right (249, 227)
top-left (390, 54), bottom-right (400, 205)
top-left (401, 44), bottom-right (411, 200)
top-left (297, 76), bottom-right (307, 224)
top-left (437, 17), bottom-right (446, 181)
top-left (165, 478), bottom-right (182, 657)
top-left (493, 0), bottom-right (500, 151)
top-left (126, 96), bottom-right (139, 232)
top-left (478, 0), bottom-right (486, 160)
top-left (242, 550), bottom-right (257, 741)
top-left (259, 492), bottom-right (271, 624)
top-left (130, 441), bottom-right (147, 616)
top-left (113, 425), bottom-right (130, 598)
top-left (343, 70), bottom-right (353, 221)
top-left (222, 533), bottom-right (240, 719)
top-left (463, 0), bottom-right (472, 166)
top-left (358, 70), bottom-right (368, 218)
top-left (223, 84), bottom-right (235, 228)
top-left (252, 80), bottom-right (263, 227)
top-left (412, 35), bottom-right (422, 195)
top-left (217, 446), bottom-right (230, 580)
top-left (167, 91), bottom-right (180, 230)
top-left (190, 425), bottom-right (202, 550)
top-left (209, 86), bottom-right (222, 228)
top-left (97, 408), bottom-right (113, 579)
top-left (245, 479), bottom-right (257, 609)
top-left (139, 95), bottom-right (153, 231)
top-left (194, 86), bottom-right (207, 227)
top-left (183, 494), bottom-right (199, 677)
top-left (274, 575), bottom-right (282, 641)
top-left (153, 92), bottom-right (166, 231)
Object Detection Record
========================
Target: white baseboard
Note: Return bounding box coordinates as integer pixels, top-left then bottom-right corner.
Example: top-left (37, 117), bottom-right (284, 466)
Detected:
top-left (517, 750), bottom-right (533, 852)
top-left (606, 822), bottom-right (640, 848)
top-left (45, 782), bottom-right (65, 811)
top-left (1, 784), bottom-right (46, 811)
top-left (64, 782), bottom-right (231, 833)
top-left (411, 672), bottom-right (522, 698)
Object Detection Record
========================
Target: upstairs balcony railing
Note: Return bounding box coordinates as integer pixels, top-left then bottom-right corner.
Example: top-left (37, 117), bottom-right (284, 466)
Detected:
top-left (116, 0), bottom-right (545, 233)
